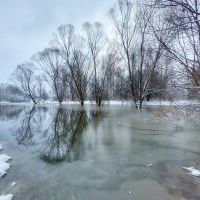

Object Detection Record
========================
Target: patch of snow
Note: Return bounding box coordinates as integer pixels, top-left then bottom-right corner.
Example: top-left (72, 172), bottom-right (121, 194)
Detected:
top-left (173, 121), bottom-right (184, 129)
top-left (0, 154), bottom-right (11, 177)
top-left (182, 167), bottom-right (200, 177)
top-left (128, 190), bottom-right (133, 195)
top-left (10, 182), bottom-right (16, 187)
top-left (144, 100), bottom-right (199, 106)
top-left (0, 154), bottom-right (11, 163)
top-left (0, 143), bottom-right (13, 199)
top-left (147, 163), bottom-right (154, 167)
top-left (0, 194), bottom-right (13, 200)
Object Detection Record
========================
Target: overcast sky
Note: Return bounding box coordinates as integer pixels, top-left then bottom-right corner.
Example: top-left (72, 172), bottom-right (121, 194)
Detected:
top-left (0, 0), bottom-right (117, 83)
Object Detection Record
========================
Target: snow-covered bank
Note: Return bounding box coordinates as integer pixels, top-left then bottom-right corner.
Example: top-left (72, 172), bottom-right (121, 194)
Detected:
top-left (0, 144), bottom-right (13, 200)
top-left (35, 100), bottom-right (200, 106)
top-left (144, 100), bottom-right (200, 106)
top-left (182, 167), bottom-right (200, 177)
top-left (0, 154), bottom-right (11, 177)
top-left (0, 100), bottom-right (199, 106)
top-left (0, 194), bottom-right (13, 200)
top-left (0, 145), bottom-right (11, 178)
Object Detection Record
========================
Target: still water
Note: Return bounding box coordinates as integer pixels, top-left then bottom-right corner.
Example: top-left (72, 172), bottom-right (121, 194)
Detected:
top-left (0, 104), bottom-right (200, 200)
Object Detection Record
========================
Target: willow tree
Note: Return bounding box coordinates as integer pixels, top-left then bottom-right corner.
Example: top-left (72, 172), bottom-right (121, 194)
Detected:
top-left (110, 0), bottom-right (168, 108)
top-left (37, 48), bottom-right (67, 105)
top-left (109, 0), bottom-right (137, 105)
top-left (13, 62), bottom-right (37, 104)
top-left (53, 25), bottom-right (91, 106)
top-left (151, 0), bottom-right (200, 95)
top-left (82, 22), bottom-right (104, 105)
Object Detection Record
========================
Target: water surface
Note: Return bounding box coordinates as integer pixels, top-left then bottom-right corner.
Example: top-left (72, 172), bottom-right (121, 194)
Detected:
top-left (0, 104), bottom-right (200, 200)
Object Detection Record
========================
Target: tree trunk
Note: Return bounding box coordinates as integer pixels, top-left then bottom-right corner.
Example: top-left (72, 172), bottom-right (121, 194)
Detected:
top-left (30, 95), bottom-right (37, 105)
top-left (97, 99), bottom-right (102, 107)
top-left (80, 99), bottom-right (84, 106)
top-left (33, 99), bottom-right (37, 105)
top-left (139, 99), bottom-right (143, 109)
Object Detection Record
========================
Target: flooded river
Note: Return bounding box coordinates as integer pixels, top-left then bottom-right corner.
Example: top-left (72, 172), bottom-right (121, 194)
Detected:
top-left (0, 104), bottom-right (200, 200)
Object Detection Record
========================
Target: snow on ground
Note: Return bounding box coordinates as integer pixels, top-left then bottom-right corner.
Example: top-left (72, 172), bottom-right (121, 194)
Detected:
top-left (144, 100), bottom-right (200, 106)
top-left (0, 143), bottom-right (13, 200)
top-left (0, 99), bottom-right (199, 107)
top-left (41, 100), bottom-right (200, 106)
top-left (0, 194), bottom-right (13, 200)
top-left (182, 167), bottom-right (200, 177)
top-left (0, 154), bottom-right (11, 177)
top-left (0, 145), bottom-right (11, 177)
top-left (10, 182), bottom-right (16, 187)
top-left (147, 163), bottom-right (156, 167)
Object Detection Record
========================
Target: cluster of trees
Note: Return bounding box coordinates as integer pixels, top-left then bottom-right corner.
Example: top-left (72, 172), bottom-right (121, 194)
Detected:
top-left (2, 0), bottom-right (199, 108)
top-left (0, 83), bottom-right (25, 102)
top-left (150, 0), bottom-right (200, 101)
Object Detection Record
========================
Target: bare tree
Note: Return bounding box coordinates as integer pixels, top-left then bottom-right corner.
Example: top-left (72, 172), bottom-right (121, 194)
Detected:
top-left (82, 22), bottom-right (104, 105)
top-left (36, 75), bottom-right (49, 102)
top-left (109, 0), bottom-right (138, 105)
top-left (114, 68), bottom-right (130, 102)
top-left (133, 5), bottom-right (160, 107)
top-left (13, 62), bottom-right (37, 104)
top-left (68, 46), bottom-right (90, 106)
top-left (151, 0), bottom-right (200, 96)
top-left (53, 25), bottom-right (91, 106)
top-left (110, 0), bottom-right (168, 108)
top-left (37, 48), bottom-right (67, 104)
top-left (95, 51), bottom-right (119, 106)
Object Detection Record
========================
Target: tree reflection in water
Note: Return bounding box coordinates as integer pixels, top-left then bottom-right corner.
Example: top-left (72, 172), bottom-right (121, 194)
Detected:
top-left (41, 108), bottom-right (89, 163)
top-left (14, 106), bottom-right (48, 145)
top-left (15, 106), bottom-right (36, 145)
top-left (0, 105), bottom-right (23, 121)
top-left (12, 106), bottom-right (103, 163)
